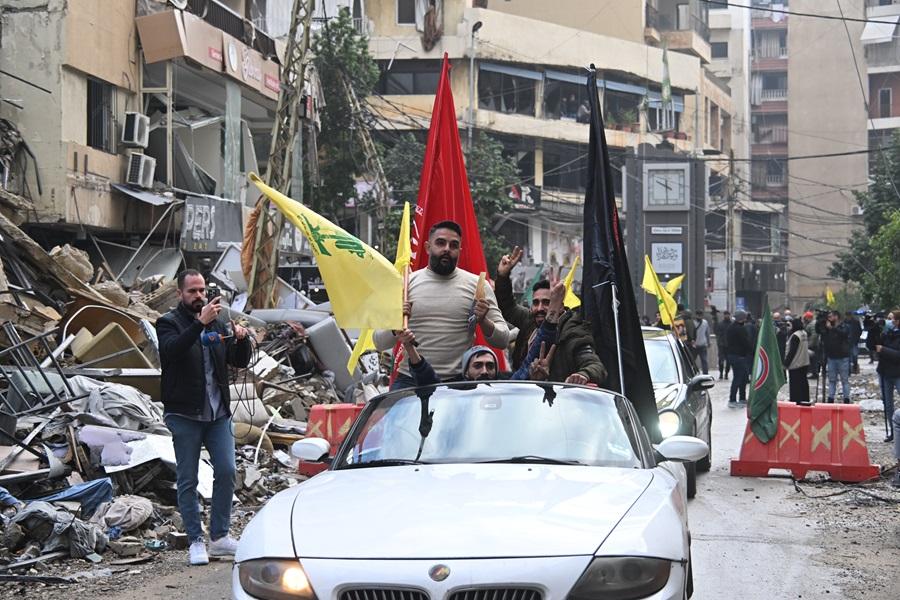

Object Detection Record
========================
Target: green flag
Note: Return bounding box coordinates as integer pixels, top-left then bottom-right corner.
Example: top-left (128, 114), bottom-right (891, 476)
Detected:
top-left (522, 264), bottom-right (545, 307)
top-left (748, 302), bottom-right (786, 443)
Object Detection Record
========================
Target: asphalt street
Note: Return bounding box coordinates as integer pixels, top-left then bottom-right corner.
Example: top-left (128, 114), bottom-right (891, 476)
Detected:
top-left (691, 376), bottom-right (843, 598)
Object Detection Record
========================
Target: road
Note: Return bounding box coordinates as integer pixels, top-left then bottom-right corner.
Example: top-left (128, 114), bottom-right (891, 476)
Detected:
top-left (691, 377), bottom-right (844, 598)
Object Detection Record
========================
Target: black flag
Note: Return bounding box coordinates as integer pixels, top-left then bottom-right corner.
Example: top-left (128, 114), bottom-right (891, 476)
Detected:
top-left (582, 67), bottom-right (660, 442)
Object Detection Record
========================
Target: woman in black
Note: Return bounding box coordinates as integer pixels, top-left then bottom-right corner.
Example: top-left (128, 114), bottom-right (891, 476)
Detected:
top-left (784, 318), bottom-right (810, 405)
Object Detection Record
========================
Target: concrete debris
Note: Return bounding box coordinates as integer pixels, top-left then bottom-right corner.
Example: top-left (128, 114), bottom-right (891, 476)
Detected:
top-left (0, 215), bottom-right (391, 581)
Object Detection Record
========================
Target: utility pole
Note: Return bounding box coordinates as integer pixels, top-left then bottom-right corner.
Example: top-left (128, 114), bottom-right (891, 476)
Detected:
top-left (467, 21), bottom-right (482, 150)
top-left (726, 149), bottom-right (736, 312)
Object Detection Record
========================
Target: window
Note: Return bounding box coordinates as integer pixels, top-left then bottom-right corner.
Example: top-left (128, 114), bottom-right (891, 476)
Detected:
top-left (543, 78), bottom-right (591, 122)
top-left (711, 42), bottom-right (728, 59)
top-left (705, 211), bottom-right (726, 250)
top-left (741, 211), bottom-right (773, 252)
top-left (677, 4), bottom-right (691, 29)
top-left (542, 142), bottom-right (587, 192)
top-left (397, 0), bottom-right (415, 25)
top-left (478, 70), bottom-right (536, 116)
top-left (375, 60), bottom-right (441, 95)
top-left (604, 89), bottom-right (642, 127)
top-left (87, 78), bottom-right (115, 153)
top-left (879, 88), bottom-right (892, 119)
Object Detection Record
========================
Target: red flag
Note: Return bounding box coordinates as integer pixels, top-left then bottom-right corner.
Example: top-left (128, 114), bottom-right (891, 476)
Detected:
top-left (391, 54), bottom-right (507, 381)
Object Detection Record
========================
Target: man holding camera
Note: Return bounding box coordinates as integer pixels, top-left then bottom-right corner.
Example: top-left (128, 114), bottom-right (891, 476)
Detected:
top-left (820, 310), bottom-right (851, 404)
top-left (156, 269), bottom-right (252, 565)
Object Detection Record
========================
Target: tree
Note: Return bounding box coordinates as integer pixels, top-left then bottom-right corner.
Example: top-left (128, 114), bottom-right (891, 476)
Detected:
top-left (830, 131), bottom-right (900, 300)
top-left (309, 8), bottom-right (380, 220)
top-left (869, 211), bottom-right (900, 310)
top-left (377, 132), bottom-right (520, 274)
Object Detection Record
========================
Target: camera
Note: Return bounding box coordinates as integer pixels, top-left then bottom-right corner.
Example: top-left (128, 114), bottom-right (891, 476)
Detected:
top-left (207, 283), bottom-right (221, 301)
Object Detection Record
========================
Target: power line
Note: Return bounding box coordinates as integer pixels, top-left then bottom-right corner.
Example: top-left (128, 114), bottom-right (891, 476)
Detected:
top-left (702, 0), bottom-right (898, 24)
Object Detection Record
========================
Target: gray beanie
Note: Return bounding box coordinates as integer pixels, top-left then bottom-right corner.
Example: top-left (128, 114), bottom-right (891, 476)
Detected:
top-left (733, 310), bottom-right (748, 322)
top-left (461, 345), bottom-right (498, 377)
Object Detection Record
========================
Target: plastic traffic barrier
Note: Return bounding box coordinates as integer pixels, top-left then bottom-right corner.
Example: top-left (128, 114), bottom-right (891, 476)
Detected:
top-left (730, 401), bottom-right (880, 482)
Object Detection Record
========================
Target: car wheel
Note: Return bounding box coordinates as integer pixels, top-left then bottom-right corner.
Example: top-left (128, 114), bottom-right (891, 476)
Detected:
top-left (697, 415), bottom-right (712, 473)
top-left (686, 461), bottom-right (697, 499)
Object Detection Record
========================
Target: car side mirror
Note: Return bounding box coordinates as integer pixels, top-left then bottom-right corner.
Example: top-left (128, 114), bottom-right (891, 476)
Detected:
top-left (688, 374), bottom-right (716, 391)
top-left (654, 435), bottom-right (709, 463)
top-left (291, 438), bottom-right (330, 462)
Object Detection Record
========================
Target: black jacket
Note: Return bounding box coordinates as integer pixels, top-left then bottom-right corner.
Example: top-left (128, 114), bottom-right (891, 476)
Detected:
top-left (821, 322), bottom-right (850, 359)
top-left (714, 318), bottom-right (731, 349)
top-left (877, 328), bottom-right (900, 378)
top-left (156, 303), bottom-right (252, 416)
top-left (725, 321), bottom-right (753, 358)
top-left (494, 273), bottom-right (535, 370)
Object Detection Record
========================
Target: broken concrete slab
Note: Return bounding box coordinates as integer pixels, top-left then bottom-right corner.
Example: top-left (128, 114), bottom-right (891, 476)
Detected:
top-left (73, 322), bottom-right (153, 369)
top-left (306, 316), bottom-right (359, 392)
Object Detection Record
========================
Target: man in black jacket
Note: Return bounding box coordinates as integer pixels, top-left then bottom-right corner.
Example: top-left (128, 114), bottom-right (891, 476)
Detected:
top-left (714, 311), bottom-right (731, 379)
top-left (726, 310), bottom-right (754, 407)
top-left (875, 312), bottom-right (900, 479)
top-left (156, 269), bottom-right (251, 565)
top-left (821, 310), bottom-right (851, 404)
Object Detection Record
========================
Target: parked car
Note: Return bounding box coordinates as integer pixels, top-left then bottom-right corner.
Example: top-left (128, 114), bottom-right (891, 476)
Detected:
top-left (642, 326), bottom-right (715, 499)
top-left (233, 381), bottom-right (707, 600)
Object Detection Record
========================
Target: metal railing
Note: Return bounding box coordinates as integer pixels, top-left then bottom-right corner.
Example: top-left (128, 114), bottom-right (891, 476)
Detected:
top-left (766, 173), bottom-right (786, 186)
top-left (754, 127), bottom-right (788, 144)
top-left (761, 88), bottom-right (788, 101)
top-left (752, 46), bottom-right (788, 59)
top-left (186, 0), bottom-right (277, 59)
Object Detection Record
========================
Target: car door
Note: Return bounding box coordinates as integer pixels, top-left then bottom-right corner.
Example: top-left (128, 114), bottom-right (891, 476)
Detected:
top-left (674, 336), bottom-right (710, 441)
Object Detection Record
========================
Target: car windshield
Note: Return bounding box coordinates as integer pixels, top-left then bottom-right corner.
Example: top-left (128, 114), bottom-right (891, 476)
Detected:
top-left (644, 338), bottom-right (680, 384)
top-left (335, 382), bottom-right (642, 469)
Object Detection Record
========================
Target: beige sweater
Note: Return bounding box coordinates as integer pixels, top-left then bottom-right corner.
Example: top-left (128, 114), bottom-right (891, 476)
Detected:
top-left (374, 267), bottom-right (510, 380)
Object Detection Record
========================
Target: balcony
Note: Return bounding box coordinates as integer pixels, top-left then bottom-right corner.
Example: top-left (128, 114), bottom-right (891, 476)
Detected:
top-left (645, 4), bottom-right (662, 44)
top-left (653, 0), bottom-right (711, 63)
top-left (753, 127), bottom-right (788, 145)
top-left (866, 37), bottom-right (900, 71)
top-left (761, 88), bottom-right (788, 101)
top-left (186, 0), bottom-right (276, 60)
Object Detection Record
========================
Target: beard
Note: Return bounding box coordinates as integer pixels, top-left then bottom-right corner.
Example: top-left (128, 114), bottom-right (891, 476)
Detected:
top-left (473, 372), bottom-right (494, 381)
top-left (532, 310), bottom-right (547, 326)
top-left (429, 252), bottom-right (457, 276)
top-left (186, 299), bottom-right (204, 313)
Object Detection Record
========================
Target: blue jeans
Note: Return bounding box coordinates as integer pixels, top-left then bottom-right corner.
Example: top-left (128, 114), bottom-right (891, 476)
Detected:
top-left (893, 408), bottom-right (900, 460)
top-left (695, 346), bottom-right (709, 374)
top-left (883, 376), bottom-right (900, 438)
top-left (164, 415), bottom-right (236, 543)
top-left (728, 354), bottom-right (750, 403)
top-left (826, 357), bottom-right (850, 401)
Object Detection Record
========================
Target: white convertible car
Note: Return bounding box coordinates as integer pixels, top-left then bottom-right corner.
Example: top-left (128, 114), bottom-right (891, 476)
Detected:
top-left (233, 381), bottom-right (707, 600)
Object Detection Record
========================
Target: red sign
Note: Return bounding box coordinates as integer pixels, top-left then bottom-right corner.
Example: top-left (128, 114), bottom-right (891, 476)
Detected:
top-left (264, 73), bottom-right (280, 93)
top-left (208, 47), bottom-right (223, 62)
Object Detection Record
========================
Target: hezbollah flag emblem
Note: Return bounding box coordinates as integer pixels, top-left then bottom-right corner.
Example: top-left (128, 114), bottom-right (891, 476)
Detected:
top-left (748, 302), bottom-right (787, 443)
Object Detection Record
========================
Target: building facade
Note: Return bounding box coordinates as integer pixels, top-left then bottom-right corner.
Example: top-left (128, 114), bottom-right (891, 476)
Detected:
top-left (360, 0), bottom-right (734, 310)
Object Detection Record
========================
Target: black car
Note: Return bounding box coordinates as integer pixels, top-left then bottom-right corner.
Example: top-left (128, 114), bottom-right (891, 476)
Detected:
top-left (642, 327), bottom-right (715, 499)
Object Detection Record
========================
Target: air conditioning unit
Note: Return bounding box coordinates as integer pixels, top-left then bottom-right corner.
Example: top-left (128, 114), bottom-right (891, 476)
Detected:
top-left (851, 205), bottom-right (864, 216)
top-left (126, 153), bottom-right (156, 189)
top-left (121, 112), bottom-right (150, 148)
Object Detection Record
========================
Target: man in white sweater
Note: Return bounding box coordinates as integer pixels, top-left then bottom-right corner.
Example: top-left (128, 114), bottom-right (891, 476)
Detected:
top-left (374, 221), bottom-right (510, 389)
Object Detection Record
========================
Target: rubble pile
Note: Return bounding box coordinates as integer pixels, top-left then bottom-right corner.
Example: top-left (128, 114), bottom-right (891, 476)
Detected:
top-left (0, 214), bottom-right (386, 579)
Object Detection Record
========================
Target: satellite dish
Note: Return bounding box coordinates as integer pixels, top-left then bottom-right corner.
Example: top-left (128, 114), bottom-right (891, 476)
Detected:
top-left (169, 0), bottom-right (188, 10)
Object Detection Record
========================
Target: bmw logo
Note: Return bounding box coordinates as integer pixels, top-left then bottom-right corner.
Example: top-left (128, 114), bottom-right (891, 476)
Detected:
top-left (428, 565), bottom-right (450, 582)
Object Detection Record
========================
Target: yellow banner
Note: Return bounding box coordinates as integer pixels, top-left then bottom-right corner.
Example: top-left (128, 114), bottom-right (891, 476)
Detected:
top-left (563, 255), bottom-right (581, 309)
top-left (641, 255), bottom-right (677, 326)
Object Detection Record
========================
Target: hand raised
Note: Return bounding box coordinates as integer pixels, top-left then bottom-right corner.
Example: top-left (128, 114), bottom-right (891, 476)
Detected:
top-left (497, 246), bottom-right (524, 277)
top-left (199, 297), bottom-right (222, 325)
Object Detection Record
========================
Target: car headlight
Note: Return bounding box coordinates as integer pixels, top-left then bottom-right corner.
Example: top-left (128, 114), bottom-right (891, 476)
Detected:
top-left (238, 559), bottom-right (319, 600)
top-left (568, 556), bottom-right (671, 600)
top-left (658, 410), bottom-right (681, 439)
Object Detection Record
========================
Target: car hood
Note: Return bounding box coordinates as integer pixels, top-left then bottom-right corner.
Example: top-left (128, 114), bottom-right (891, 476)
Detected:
top-left (291, 463), bottom-right (652, 559)
top-left (652, 382), bottom-right (685, 411)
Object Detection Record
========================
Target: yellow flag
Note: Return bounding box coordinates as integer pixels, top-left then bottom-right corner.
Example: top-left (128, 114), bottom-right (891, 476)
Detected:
top-left (563, 256), bottom-right (581, 309)
top-left (641, 255), bottom-right (677, 326)
top-left (394, 201), bottom-right (411, 273)
top-left (825, 286), bottom-right (836, 308)
top-left (665, 273), bottom-right (685, 296)
top-left (347, 202), bottom-right (412, 373)
top-left (250, 173), bottom-right (402, 330)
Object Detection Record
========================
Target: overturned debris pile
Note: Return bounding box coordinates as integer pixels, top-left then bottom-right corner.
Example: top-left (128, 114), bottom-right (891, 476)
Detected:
top-left (0, 212), bottom-right (388, 576)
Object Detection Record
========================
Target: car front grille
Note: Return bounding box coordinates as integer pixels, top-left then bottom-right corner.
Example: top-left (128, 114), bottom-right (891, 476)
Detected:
top-left (448, 588), bottom-right (543, 600)
top-left (340, 589), bottom-right (429, 600)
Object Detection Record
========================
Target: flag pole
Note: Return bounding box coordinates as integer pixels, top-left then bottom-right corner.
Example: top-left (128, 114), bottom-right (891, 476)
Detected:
top-left (611, 282), bottom-right (626, 394)
top-left (402, 265), bottom-right (410, 329)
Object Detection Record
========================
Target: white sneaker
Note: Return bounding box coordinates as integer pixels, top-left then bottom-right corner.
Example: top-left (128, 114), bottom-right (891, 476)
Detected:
top-left (209, 535), bottom-right (239, 557)
top-left (189, 541), bottom-right (209, 566)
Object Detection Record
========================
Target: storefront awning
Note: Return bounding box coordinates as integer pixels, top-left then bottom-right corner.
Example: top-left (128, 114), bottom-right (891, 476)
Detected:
top-left (861, 16), bottom-right (899, 45)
